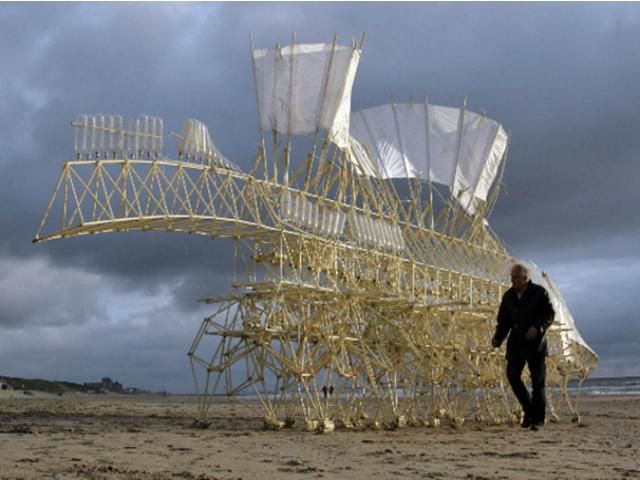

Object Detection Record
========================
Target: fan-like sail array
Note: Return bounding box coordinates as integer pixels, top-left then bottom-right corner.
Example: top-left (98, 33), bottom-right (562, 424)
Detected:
top-left (350, 103), bottom-right (508, 215)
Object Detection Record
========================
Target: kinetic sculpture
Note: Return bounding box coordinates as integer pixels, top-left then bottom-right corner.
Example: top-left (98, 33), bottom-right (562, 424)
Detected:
top-left (34, 36), bottom-right (597, 431)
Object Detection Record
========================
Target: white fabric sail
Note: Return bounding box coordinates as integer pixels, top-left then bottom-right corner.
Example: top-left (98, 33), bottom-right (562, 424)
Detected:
top-left (252, 43), bottom-right (361, 149)
top-left (349, 103), bottom-right (508, 215)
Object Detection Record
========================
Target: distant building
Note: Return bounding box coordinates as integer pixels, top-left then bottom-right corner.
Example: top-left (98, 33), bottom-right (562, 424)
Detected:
top-left (0, 378), bottom-right (13, 391)
top-left (83, 377), bottom-right (124, 393)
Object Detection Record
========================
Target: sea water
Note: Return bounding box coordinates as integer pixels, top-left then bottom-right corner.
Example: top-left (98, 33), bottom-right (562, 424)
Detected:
top-left (567, 376), bottom-right (640, 396)
top-left (227, 377), bottom-right (640, 399)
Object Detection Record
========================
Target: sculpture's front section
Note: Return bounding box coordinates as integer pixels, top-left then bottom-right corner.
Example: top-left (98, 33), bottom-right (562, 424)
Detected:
top-left (34, 35), bottom-right (596, 431)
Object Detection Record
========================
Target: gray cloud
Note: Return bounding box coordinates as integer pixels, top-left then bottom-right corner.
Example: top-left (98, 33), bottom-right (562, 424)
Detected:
top-left (0, 254), bottom-right (106, 328)
top-left (1, 3), bottom-right (639, 388)
top-left (538, 256), bottom-right (640, 377)
top-left (0, 299), bottom-right (207, 393)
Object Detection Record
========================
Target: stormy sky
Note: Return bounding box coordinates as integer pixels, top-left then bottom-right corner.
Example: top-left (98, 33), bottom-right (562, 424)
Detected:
top-left (1, 3), bottom-right (638, 392)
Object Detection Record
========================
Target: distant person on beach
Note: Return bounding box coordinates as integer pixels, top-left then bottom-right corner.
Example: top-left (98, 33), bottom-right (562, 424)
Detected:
top-left (492, 263), bottom-right (555, 430)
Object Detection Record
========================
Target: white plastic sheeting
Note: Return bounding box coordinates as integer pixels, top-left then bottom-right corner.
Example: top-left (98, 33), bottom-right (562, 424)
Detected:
top-left (253, 43), bottom-right (361, 149)
top-left (528, 265), bottom-right (597, 372)
top-left (178, 119), bottom-right (240, 171)
top-left (280, 190), bottom-right (346, 237)
top-left (348, 136), bottom-right (379, 177)
top-left (350, 103), bottom-right (508, 215)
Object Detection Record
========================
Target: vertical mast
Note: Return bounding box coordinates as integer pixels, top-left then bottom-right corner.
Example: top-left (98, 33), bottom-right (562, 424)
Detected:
top-left (270, 43), bottom-right (280, 183)
top-left (424, 95), bottom-right (434, 230)
top-left (284, 32), bottom-right (296, 186)
top-left (249, 34), bottom-right (268, 179)
top-left (306, 35), bottom-right (338, 192)
top-left (446, 97), bottom-right (467, 234)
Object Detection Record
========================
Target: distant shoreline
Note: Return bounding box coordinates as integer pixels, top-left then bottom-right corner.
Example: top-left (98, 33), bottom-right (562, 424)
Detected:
top-left (3, 374), bottom-right (640, 397)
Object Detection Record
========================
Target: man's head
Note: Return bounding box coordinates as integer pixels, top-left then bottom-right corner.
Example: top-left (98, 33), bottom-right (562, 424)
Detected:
top-left (510, 263), bottom-right (530, 292)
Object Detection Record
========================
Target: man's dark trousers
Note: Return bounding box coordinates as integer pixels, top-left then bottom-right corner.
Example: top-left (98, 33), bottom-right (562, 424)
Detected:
top-left (507, 341), bottom-right (547, 423)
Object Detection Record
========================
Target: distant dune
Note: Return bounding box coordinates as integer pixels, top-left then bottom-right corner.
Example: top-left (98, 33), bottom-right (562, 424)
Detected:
top-left (0, 375), bottom-right (96, 395)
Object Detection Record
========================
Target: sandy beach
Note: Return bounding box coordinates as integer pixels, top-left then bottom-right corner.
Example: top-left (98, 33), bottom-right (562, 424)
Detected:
top-left (1, 392), bottom-right (638, 480)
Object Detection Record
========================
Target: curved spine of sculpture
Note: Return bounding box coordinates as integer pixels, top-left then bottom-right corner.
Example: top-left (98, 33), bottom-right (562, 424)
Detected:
top-left (34, 35), bottom-right (597, 431)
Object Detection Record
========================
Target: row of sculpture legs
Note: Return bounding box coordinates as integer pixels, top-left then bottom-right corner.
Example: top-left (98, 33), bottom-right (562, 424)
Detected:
top-left (188, 295), bottom-right (585, 431)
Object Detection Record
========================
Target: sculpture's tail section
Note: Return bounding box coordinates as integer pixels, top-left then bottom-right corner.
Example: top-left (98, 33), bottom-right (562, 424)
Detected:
top-left (33, 158), bottom-right (276, 244)
top-left (529, 266), bottom-right (598, 378)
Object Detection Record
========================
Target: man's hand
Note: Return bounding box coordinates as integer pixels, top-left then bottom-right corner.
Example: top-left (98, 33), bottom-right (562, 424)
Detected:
top-left (526, 326), bottom-right (538, 341)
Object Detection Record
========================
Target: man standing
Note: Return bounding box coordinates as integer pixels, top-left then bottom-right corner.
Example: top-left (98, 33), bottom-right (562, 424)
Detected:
top-left (492, 263), bottom-right (555, 430)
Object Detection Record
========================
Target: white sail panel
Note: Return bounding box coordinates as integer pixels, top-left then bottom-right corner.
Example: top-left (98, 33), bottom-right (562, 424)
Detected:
top-left (350, 105), bottom-right (421, 178)
top-left (351, 104), bottom-right (460, 183)
top-left (456, 124), bottom-right (508, 214)
top-left (349, 103), bottom-right (508, 215)
top-left (253, 43), bottom-right (360, 149)
top-left (423, 104), bottom-right (459, 185)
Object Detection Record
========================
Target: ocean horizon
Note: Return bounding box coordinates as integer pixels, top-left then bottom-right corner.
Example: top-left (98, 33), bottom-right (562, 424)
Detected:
top-left (566, 375), bottom-right (640, 396)
top-left (224, 376), bottom-right (640, 399)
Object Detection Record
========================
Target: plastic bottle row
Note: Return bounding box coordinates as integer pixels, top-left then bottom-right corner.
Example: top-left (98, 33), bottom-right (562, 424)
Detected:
top-left (280, 191), bottom-right (346, 237)
top-left (177, 119), bottom-right (216, 161)
top-left (177, 118), bottom-right (240, 170)
top-left (348, 210), bottom-right (406, 251)
top-left (73, 114), bottom-right (163, 158)
top-left (280, 190), bottom-right (406, 251)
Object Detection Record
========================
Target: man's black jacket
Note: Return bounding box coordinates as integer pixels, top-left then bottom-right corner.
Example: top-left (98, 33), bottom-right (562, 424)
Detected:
top-left (493, 281), bottom-right (555, 360)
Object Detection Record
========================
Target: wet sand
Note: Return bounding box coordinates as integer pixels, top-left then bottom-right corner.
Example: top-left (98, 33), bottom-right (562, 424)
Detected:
top-left (1, 392), bottom-right (639, 479)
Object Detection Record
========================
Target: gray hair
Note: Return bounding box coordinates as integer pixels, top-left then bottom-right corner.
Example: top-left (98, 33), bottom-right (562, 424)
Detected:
top-left (511, 263), bottom-right (530, 279)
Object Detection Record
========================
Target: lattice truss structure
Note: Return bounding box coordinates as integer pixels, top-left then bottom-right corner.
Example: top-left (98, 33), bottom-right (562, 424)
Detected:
top-left (34, 35), bottom-right (597, 432)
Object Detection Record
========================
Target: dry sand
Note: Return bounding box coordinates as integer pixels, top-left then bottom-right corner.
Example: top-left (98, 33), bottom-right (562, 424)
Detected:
top-left (1, 392), bottom-right (639, 480)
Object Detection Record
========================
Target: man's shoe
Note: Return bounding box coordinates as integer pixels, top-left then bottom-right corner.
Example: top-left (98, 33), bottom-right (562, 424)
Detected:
top-left (521, 416), bottom-right (532, 428)
top-left (530, 420), bottom-right (544, 431)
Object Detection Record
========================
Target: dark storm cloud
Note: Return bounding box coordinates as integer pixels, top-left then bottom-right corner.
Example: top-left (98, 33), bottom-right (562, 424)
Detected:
top-left (1, 3), bottom-right (639, 385)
